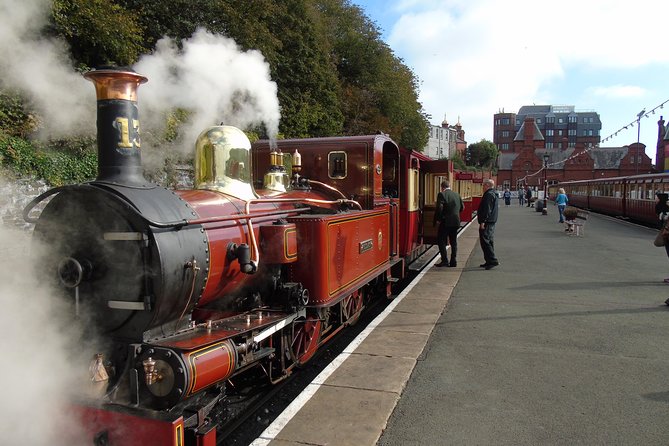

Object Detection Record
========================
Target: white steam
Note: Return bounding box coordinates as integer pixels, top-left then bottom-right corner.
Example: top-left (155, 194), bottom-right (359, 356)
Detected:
top-left (134, 28), bottom-right (281, 150)
top-left (0, 221), bottom-right (89, 445)
top-left (0, 0), bottom-right (281, 152)
top-left (0, 0), bottom-right (94, 137)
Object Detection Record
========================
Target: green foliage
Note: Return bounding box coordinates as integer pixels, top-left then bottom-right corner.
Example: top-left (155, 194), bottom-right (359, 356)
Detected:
top-left (1, 0), bottom-right (433, 184)
top-left (450, 152), bottom-right (467, 170)
top-left (314, 0), bottom-right (428, 148)
top-left (0, 133), bottom-right (97, 186)
top-left (466, 139), bottom-right (499, 169)
top-left (51, 0), bottom-right (145, 67)
top-left (0, 92), bottom-right (40, 138)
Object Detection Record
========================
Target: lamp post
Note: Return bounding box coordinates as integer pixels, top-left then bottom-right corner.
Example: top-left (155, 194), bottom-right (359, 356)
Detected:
top-left (543, 153), bottom-right (549, 215)
top-left (636, 109), bottom-right (645, 174)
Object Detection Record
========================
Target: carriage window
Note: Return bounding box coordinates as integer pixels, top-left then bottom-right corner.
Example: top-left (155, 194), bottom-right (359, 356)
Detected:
top-left (426, 175), bottom-right (447, 205)
top-left (328, 151), bottom-right (347, 179)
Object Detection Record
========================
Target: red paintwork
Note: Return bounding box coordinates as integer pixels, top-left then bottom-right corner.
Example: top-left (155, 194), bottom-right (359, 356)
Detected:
top-left (260, 223), bottom-right (298, 263)
top-left (556, 172), bottom-right (669, 226)
top-left (71, 403), bottom-right (184, 446)
top-left (175, 189), bottom-right (332, 307)
top-left (288, 209), bottom-right (390, 306)
top-left (182, 339), bottom-right (236, 396)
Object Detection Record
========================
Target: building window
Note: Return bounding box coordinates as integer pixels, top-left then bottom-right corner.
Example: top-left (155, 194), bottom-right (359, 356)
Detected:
top-left (516, 119), bottom-right (521, 125)
top-left (501, 143), bottom-right (509, 150)
top-left (501, 118), bottom-right (510, 125)
top-left (546, 129), bottom-right (554, 136)
top-left (546, 117), bottom-right (555, 123)
top-left (568, 129), bottom-right (576, 136)
top-left (546, 142), bottom-right (553, 148)
top-left (568, 141), bottom-right (576, 148)
top-left (537, 118), bottom-right (542, 124)
top-left (568, 116), bottom-right (577, 123)
top-left (502, 131), bottom-right (510, 137)
top-left (558, 118), bottom-right (564, 123)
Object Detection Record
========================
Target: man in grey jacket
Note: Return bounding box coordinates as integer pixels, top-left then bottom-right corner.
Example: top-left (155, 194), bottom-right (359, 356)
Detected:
top-left (433, 180), bottom-right (464, 267)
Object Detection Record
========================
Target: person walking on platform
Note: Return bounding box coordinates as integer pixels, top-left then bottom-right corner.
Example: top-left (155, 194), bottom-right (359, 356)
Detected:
top-left (526, 186), bottom-right (532, 207)
top-left (478, 178), bottom-right (499, 270)
top-left (434, 180), bottom-right (464, 267)
top-left (518, 186), bottom-right (525, 206)
top-left (555, 187), bottom-right (569, 223)
top-left (655, 192), bottom-right (669, 283)
top-left (503, 188), bottom-right (511, 206)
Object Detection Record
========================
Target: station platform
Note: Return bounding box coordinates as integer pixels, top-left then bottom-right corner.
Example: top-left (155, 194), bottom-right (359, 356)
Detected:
top-left (252, 203), bottom-right (669, 445)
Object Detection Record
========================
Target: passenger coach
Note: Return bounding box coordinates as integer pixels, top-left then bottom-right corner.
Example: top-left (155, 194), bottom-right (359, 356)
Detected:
top-left (551, 173), bottom-right (669, 226)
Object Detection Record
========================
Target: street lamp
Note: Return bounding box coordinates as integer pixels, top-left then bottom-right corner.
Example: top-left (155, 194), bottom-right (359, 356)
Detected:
top-left (636, 109), bottom-right (645, 174)
top-left (543, 153), bottom-right (549, 215)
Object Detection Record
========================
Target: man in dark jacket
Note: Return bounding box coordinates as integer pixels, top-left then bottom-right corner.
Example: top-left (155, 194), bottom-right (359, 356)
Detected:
top-left (526, 186), bottom-right (532, 207)
top-left (433, 180), bottom-right (464, 267)
top-left (478, 178), bottom-right (499, 270)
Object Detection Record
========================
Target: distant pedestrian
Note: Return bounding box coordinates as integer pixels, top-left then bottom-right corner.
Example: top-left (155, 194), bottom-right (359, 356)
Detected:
top-left (503, 188), bottom-right (511, 206)
top-left (478, 178), bottom-right (499, 270)
top-left (518, 187), bottom-right (525, 206)
top-left (526, 187), bottom-right (532, 207)
top-left (555, 188), bottom-right (569, 223)
top-left (433, 180), bottom-right (464, 267)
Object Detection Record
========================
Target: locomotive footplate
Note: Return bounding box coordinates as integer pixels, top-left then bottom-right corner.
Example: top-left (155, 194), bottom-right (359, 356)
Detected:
top-left (153, 309), bottom-right (300, 350)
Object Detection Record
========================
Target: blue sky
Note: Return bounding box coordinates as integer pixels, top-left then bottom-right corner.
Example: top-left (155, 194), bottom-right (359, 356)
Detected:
top-left (353, 0), bottom-right (669, 160)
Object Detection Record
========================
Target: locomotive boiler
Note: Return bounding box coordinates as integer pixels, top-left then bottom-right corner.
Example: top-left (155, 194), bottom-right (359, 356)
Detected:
top-left (23, 68), bottom-right (413, 445)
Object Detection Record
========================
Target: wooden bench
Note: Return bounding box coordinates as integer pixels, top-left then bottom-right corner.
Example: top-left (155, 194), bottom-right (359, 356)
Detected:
top-left (565, 209), bottom-right (589, 236)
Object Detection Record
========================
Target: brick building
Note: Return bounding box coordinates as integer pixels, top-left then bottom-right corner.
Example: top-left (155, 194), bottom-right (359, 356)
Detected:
top-left (494, 105), bottom-right (654, 192)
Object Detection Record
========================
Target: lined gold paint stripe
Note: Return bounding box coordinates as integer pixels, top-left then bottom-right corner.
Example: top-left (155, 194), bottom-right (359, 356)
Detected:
top-left (186, 341), bottom-right (235, 395)
top-left (326, 210), bottom-right (389, 297)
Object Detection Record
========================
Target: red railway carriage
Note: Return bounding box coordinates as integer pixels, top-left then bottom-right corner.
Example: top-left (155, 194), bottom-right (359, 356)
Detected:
top-left (552, 173), bottom-right (669, 226)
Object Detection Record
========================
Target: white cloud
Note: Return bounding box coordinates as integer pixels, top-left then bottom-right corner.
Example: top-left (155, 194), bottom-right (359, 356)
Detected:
top-left (384, 0), bottom-right (669, 144)
top-left (589, 85), bottom-right (647, 99)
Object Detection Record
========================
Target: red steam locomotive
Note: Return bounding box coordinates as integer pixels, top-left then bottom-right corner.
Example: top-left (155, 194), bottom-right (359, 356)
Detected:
top-left (23, 68), bottom-right (473, 445)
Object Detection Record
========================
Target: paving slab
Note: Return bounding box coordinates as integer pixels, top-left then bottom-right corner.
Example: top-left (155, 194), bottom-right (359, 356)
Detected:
top-left (379, 204), bottom-right (669, 446)
top-left (324, 353), bottom-right (416, 393)
top-left (271, 385), bottom-right (399, 446)
top-left (354, 329), bottom-right (429, 359)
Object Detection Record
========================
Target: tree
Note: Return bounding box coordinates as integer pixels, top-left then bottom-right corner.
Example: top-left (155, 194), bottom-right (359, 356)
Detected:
top-left (466, 139), bottom-right (499, 169)
top-left (50, 0), bottom-right (145, 68)
top-left (312, 0), bottom-right (428, 148)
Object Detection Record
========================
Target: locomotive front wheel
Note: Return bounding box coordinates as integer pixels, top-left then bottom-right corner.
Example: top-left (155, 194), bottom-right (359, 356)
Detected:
top-left (341, 290), bottom-right (364, 326)
top-left (291, 315), bottom-right (321, 366)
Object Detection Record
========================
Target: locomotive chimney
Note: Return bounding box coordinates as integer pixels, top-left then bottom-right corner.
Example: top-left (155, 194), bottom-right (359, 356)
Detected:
top-left (84, 68), bottom-right (149, 186)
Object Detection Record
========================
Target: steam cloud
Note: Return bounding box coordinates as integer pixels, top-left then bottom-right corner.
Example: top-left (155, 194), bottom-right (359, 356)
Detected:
top-left (0, 0), bottom-right (282, 443)
top-left (0, 0), bottom-right (94, 137)
top-left (0, 216), bottom-right (89, 445)
top-left (0, 0), bottom-right (282, 152)
top-left (135, 28), bottom-right (281, 152)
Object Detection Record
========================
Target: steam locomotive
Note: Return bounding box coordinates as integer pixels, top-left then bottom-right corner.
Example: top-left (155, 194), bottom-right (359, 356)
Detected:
top-left (23, 68), bottom-right (471, 445)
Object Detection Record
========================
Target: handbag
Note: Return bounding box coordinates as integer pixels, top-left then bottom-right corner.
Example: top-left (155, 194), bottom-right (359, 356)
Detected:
top-left (654, 224), bottom-right (669, 247)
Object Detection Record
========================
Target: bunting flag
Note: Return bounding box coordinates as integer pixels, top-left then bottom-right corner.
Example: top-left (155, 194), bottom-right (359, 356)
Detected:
top-left (517, 98), bottom-right (669, 183)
